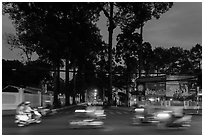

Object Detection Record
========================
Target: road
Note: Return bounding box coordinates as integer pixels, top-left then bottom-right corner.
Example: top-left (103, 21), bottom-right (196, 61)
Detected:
top-left (2, 105), bottom-right (202, 135)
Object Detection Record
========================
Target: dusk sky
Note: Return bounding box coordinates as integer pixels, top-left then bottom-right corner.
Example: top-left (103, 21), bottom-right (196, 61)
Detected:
top-left (2, 2), bottom-right (202, 61)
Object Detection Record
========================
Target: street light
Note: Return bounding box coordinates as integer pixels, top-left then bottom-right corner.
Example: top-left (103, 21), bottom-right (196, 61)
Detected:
top-left (94, 89), bottom-right (98, 97)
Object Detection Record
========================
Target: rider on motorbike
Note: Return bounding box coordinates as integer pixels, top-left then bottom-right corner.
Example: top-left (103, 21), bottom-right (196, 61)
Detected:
top-left (15, 101), bottom-right (42, 126)
top-left (165, 106), bottom-right (185, 126)
top-left (16, 102), bottom-right (26, 115)
top-left (23, 101), bottom-right (35, 120)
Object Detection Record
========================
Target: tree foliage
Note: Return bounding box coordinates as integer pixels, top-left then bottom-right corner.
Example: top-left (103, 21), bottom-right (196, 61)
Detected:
top-left (3, 2), bottom-right (104, 106)
top-left (2, 59), bottom-right (52, 88)
top-left (114, 2), bottom-right (173, 90)
top-left (116, 2), bottom-right (173, 32)
top-left (3, 2), bottom-right (201, 105)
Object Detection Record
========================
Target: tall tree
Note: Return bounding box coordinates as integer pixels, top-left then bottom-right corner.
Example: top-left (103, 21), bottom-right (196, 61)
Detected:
top-left (2, 59), bottom-right (52, 88)
top-left (190, 44), bottom-right (202, 70)
top-left (140, 42), bottom-right (154, 76)
top-left (153, 47), bottom-right (170, 75)
top-left (115, 30), bottom-right (140, 104)
top-left (97, 2), bottom-right (116, 105)
top-left (114, 2), bottom-right (173, 102)
top-left (190, 44), bottom-right (202, 87)
top-left (3, 2), bottom-right (103, 107)
top-left (165, 47), bottom-right (186, 74)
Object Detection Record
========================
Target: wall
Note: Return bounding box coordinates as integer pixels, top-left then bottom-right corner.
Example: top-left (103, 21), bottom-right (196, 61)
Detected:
top-left (24, 93), bottom-right (41, 107)
top-left (2, 92), bottom-right (21, 110)
top-left (2, 88), bottom-right (53, 110)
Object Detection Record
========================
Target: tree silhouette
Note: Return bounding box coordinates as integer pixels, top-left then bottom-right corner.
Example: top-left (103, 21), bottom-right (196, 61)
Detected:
top-left (2, 59), bottom-right (52, 88)
top-left (3, 2), bottom-right (103, 107)
top-left (113, 3), bottom-right (173, 102)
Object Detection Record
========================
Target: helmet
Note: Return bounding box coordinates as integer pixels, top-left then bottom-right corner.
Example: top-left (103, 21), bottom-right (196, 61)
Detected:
top-left (24, 101), bottom-right (31, 105)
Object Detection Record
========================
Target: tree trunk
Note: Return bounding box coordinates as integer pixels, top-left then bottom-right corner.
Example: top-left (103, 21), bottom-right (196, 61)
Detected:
top-left (82, 64), bottom-right (86, 102)
top-left (138, 23), bottom-right (143, 78)
top-left (126, 70), bottom-right (130, 107)
top-left (65, 58), bottom-right (70, 106)
top-left (145, 67), bottom-right (149, 77)
top-left (53, 60), bottom-right (60, 108)
top-left (72, 60), bottom-right (77, 105)
top-left (108, 2), bottom-right (114, 105)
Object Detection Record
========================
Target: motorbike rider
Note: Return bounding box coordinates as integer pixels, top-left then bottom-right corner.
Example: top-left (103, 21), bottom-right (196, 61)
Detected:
top-left (16, 102), bottom-right (26, 115)
top-left (23, 101), bottom-right (35, 120)
top-left (143, 100), bottom-right (154, 121)
top-left (86, 104), bottom-right (97, 118)
top-left (166, 106), bottom-right (184, 126)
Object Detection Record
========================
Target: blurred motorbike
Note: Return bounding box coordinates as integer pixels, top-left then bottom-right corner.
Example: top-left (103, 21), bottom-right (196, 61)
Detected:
top-left (132, 107), bottom-right (158, 125)
top-left (37, 106), bottom-right (55, 116)
top-left (69, 118), bottom-right (104, 129)
top-left (154, 110), bottom-right (192, 129)
top-left (69, 106), bottom-right (105, 128)
top-left (37, 101), bottom-right (56, 116)
top-left (15, 108), bottom-right (42, 127)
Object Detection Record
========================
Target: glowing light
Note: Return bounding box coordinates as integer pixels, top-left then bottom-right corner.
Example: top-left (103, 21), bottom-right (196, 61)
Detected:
top-left (149, 98), bottom-right (155, 102)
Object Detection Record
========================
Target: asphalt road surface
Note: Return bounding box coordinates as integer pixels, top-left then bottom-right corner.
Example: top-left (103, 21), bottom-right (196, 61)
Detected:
top-left (2, 106), bottom-right (202, 135)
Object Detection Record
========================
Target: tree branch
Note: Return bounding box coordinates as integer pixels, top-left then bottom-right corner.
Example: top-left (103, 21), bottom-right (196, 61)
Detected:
top-left (98, 3), bottom-right (110, 20)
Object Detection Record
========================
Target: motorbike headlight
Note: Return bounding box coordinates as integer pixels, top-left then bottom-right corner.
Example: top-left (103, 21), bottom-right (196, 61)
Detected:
top-left (156, 113), bottom-right (171, 119)
top-left (94, 110), bottom-right (104, 115)
top-left (75, 109), bottom-right (86, 113)
top-left (135, 108), bottom-right (144, 112)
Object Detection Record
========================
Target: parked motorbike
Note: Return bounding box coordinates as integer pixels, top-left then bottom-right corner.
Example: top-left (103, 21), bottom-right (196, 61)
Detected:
top-left (15, 109), bottom-right (42, 127)
top-left (154, 110), bottom-right (192, 129)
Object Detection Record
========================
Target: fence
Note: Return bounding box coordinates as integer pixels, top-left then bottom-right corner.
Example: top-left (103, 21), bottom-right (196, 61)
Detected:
top-left (2, 88), bottom-right (53, 110)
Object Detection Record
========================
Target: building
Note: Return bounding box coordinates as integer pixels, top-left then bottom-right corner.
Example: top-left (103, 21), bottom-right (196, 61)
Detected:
top-left (134, 75), bottom-right (198, 102)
